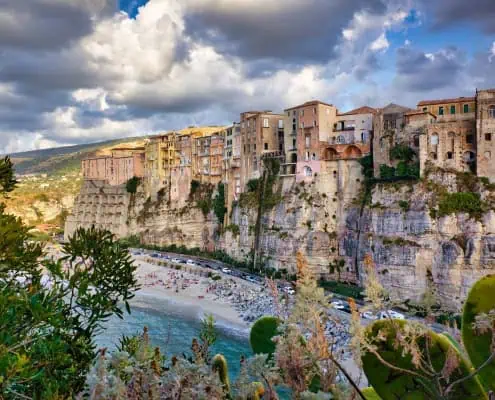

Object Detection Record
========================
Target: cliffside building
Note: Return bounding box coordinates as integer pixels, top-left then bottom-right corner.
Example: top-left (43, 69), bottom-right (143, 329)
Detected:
top-left (240, 111), bottom-right (284, 190)
top-left (372, 103), bottom-right (413, 178)
top-left (324, 106), bottom-right (375, 163)
top-left (282, 101), bottom-right (338, 181)
top-left (417, 96), bottom-right (476, 175)
top-left (82, 147), bottom-right (145, 186)
top-left (223, 123), bottom-right (242, 224)
top-left (476, 89), bottom-right (495, 181)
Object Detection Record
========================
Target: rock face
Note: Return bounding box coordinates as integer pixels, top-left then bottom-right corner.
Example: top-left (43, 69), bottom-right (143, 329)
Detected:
top-left (66, 166), bottom-right (495, 311)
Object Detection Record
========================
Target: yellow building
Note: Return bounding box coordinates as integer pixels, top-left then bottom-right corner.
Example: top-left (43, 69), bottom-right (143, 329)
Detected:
top-left (417, 96), bottom-right (475, 121)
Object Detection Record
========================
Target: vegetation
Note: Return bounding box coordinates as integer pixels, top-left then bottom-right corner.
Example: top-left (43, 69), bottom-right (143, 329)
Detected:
top-left (354, 255), bottom-right (495, 400)
top-left (125, 176), bottom-right (141, 193)
top-left (438, 192), bottom-right (484, 219)
top-left (225, 223), bottom-right (240, 238)
top-left (249, 316), bottom-right (281, 357)
top-left (0, 158), bottom-right (140, 398)
top-left (318, 279), bottom-right (364, 300)
top-left (213, 182), bottom-right (227, 225)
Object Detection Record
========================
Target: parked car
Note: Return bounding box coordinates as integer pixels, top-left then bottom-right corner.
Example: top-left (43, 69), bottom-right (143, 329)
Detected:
top-left (379, 310), bottom-right (405, 320)
top-left (222, 267), bottom-right (232, 274)
top-left (361, 311), bottom-right (378, 320)
top-left (171, 258), bottom-right (182, 264)
top-left (342, 303), bottom-right (352, 313)
top-left (283, 286), bottom-right (295, 295)
top-left (331, 300), bottom-right (345, 310)
top-left (186, 260), bottom-right (196, 266)
top-left (151, 253), bottom-right (160, 258)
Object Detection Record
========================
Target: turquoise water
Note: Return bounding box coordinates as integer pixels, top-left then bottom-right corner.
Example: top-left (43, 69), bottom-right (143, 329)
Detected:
top-left (96, 296), bottom-right (252, 380)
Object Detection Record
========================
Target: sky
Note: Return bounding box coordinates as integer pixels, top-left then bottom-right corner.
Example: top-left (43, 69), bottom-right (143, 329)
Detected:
top-left (0, 0), bottom-right (494, 154)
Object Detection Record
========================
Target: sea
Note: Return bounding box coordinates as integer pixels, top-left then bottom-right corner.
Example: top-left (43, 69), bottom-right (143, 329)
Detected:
top-left (96, 294), bottom-right (252, 380)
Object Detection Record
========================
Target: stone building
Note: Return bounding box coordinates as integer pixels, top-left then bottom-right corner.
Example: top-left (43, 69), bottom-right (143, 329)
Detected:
top-left (282, 101), bottom-right (338, 181)
top-left (476, 89), bottom-right (495, 181)
top-left (240, 111), bottom-right (284, 190)
top-left (223, 123), bottom-right (242, 224)
top-left (82, 147), bottom-right (145, 186)
top-left (372, 103), bottom-right (412, 178)
top-left (324, 106), bottom-right (375, 163)
top-left (194, 134), bottom-right (225, 186)
top-left (416, 97), bottom-right (476, 176)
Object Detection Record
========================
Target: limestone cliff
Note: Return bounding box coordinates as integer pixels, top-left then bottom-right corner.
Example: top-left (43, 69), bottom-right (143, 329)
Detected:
top-left (66, 165), bottom-right (495, 311)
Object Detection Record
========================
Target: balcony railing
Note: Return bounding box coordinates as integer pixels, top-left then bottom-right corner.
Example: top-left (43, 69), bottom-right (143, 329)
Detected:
top-left (333, 126), bottom-right (355, 132)
top-left (328, 136), bottom-right (361, 145)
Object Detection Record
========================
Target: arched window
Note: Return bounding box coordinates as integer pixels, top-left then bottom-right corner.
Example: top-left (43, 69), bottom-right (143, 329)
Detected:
top-left (304, 166), bottom-right (313, 177)
top-left (430, 133), bottom-right (439, 146)
top-left (489, 105), bottom-right (495, 119)
top-left (413, 135), bottom-right (420, 147)
top-left (312, 153), bottom-right (316, 160)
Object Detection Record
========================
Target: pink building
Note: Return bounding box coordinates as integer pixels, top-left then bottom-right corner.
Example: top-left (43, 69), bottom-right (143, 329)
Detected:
top-left (82, 147), bottom-right (145, 186)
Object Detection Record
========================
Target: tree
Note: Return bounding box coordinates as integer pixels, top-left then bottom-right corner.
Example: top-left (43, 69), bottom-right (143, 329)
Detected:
top-left (0, 160), bottom-right (139, 398)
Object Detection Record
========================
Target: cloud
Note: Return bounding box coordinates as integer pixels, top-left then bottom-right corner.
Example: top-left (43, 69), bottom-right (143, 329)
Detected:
top-left (370, 33), bottom-right (389, 52)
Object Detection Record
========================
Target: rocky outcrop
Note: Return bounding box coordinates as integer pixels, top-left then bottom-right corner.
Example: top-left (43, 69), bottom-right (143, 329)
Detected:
top-left (66, 165), bottom-right (495, 311)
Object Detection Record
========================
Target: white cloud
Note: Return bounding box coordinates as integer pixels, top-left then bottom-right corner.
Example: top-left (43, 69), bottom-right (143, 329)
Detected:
top-left (490, 41), bottom-right (495, 62)
top-left (370, 33), bottom-right (389, 52)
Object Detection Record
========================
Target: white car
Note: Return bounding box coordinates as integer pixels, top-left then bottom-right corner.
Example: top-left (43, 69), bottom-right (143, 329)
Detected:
top-left (171, 258), bottom-right (182, 264)
top-left (331, 300), bottom-right (345, 310)
top-left (361, 311), bottom-right (378, 320)
top-left (283, 286), bottom-right (295, 295)
top-left (186, 260), bottom-right (196, 266)
top-left (379, 310), bottom-right (405, 320)
top-left (222, 267), bottom-right (232, 274)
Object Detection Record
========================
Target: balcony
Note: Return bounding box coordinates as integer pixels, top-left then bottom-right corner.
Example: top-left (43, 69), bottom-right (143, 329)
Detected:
top-left (328, 135), bottom-right (360, 145)
top-left (333, 126), bottom-right (355, 132)
top-left (289, 130), bottom-right (297, 136)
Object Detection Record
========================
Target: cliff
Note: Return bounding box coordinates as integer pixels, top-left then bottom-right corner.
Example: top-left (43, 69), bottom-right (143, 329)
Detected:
top-left (65, 165), bottom-right (495, 311)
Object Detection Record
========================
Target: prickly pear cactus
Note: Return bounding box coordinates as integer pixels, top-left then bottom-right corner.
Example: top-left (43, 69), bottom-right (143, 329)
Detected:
top-left (362, 320), bottom-right (487, 400)
top-left (249, 316), bottom-right (280, 357)
top-left (462, 274), bottom-right (495, 392)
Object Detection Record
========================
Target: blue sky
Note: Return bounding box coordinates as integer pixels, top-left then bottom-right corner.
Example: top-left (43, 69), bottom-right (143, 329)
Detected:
top-left (0, 0), bottom-right (493, 153)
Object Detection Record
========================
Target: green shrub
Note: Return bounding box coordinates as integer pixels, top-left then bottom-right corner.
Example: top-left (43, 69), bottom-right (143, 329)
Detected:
top-left (398, 200), bottom-right (409, 212)
top-left (462, 274), bottom-right (495, 392)
top-left (359, 155), bottom-right (374, 179)
top-left (247, 179), bottom-right (260, 192)
top-left (318, 280), bottom-right (364, 300)
top-left (249, 316), bottom-right (281, 357)
top-left (126, 176), bottom-right (141, 194)
top-left (379, 164), bottom-right (395, 179)
top-left (212, 275), bottom-right (222, 281)
top-left (390, 145), bottom-right (415, 163)
top-left (213, 183), bottom-right (227, 224)
top-left (225, 224), bottom-right (240, 237)
top-left (438, 192), bottom-right (484, 219)
top-left (190, 179), bottom-right (200, 197)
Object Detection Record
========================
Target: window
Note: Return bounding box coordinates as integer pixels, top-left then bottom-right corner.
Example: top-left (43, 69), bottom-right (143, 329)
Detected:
top-left (450, 105), bottom-right (456, 114)
top-left (253, 144), bottom-right (256, 151)
top-left (301, 110), bottom-right (304, 116)
top-left (431, 134), bottom-right (439, 145)
top-left (292, 139), bottom-right (296, 148)
top-left (463, 104), bottom-right (469, 113)
top-left (304, 166), bottom-right (313, 177)
top-left (287, 111), bottom-right (290, 116)
top-left (390, 119), bottom-right (397, 129)
top-left (305, 152), bottom-right (310, 161)
top-left (247, 120), bottom-right (250, 128)
top-left (313, 107), bottom-right (316, 114)
top-left (278, 120), bottom-right (283, 129)
top-left (439, 106), bottom-right (444, 116)
top-left (313, 120), bottom-right (317, 127)
top-left (263, 118), bottom-right (269, 128)
top-left (486, 133), bottom-right (492, 141)
top-left (447, 152), bottom-right (453, 159)
top-left (489, 106), bottom-right (495, 118)
top-left (422, 107), bottom-right (427, 112)
top-left (264, 143), bottom-right (268, 150)
top-left (485, 151), bottom-right (491, 159)
top-left (305, 135), bottom-right (310, 148)
top-left (466, 134), bottom-right (474, 144)
top-left (301, 122), bottom-right (305, 128)
top-left (414, 135), bottom-right (420, 147)
top-left (312, 153), bottom-right (316, 160)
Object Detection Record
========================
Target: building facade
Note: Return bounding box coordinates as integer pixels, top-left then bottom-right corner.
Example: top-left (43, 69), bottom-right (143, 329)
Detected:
top-left (82, 147), bottom-right (145, 186)
top-left (283, 101), bottom-right (338, 181)
top-left (417, 97), bottom-right (476, 175)
top-left (476, 89), bottom-right (495, 181)
top-left (223, 124), bottom-right (242, 224)
top-left (324, 106), bottom-right (375, 163)
top-left (240, 111), bottom-right (284, 190)
top-left (372, 103), bottom-right (412, 178)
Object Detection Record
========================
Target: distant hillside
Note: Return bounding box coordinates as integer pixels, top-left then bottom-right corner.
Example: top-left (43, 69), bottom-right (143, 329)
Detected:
top-left (6, 136), bottom-right (146, 176)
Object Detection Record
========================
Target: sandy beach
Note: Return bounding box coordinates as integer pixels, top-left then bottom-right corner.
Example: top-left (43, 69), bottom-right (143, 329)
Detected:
top-left (132, 257), bottom-right (257, 332)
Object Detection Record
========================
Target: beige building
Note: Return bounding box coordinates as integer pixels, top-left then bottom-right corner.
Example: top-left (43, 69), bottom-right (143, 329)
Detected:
top-left (417, 97), bottom-right (476, 175)
top-left (324, 106), bottom-right (375, 163)
top-left (194, 134), bottom-right (225, 186)
top-left (240, 111), bottom-right (284, 190)
top-left (223, 123), bottom-right (242, 224)
top-left (282, 101), bottom-right (338, 181)
top-left (476, 89), bottom-right (495, 181)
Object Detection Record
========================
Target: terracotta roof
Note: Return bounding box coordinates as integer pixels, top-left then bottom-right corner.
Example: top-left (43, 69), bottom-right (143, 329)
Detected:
top-left (284, 100), bottom-right (334, 111)
top-left (338, 106), bottom-right (376, 116)
top-left (417, 96), bottom-right (475, 106)
top-left (404, 110), bottom-right (436, 117)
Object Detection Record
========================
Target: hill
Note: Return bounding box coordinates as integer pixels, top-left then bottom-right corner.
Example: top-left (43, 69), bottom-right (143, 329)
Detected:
top-left (6, 136), bottom-right (147, 176)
